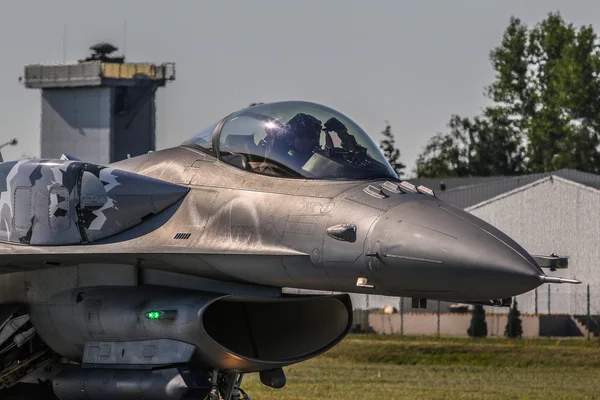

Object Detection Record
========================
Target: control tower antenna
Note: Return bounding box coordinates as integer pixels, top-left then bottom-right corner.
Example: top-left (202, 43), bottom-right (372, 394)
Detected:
top-left (123, 21), bottom-right (127, 56)
top-left (62, 24), bottom-right (67, 62)
top-left (23, 43), bottom-right (175, 165)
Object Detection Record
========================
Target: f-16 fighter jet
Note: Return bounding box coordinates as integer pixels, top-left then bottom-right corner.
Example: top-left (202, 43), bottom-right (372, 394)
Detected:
top-left (0, 101), bottom-right (579, 399)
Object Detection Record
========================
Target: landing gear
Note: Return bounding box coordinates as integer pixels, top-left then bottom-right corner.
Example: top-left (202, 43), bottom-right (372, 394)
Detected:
top-left (206, 367), bottom-right (286, 399)
top-left (1, 309), bottom-right (56, 396)
top-left (208, 369), bottom-right (251, 400)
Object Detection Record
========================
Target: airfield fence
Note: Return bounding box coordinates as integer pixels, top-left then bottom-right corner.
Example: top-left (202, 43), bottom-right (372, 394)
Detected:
top-left (285, 284), bottom-right (599, 339)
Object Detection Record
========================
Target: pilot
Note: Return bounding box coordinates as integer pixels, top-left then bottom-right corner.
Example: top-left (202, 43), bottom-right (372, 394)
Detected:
top-left (285, 113), bottom-right (322, 168)
top-left (262, 113), bottom-right (322, 172)
top-left (323, 116), bottom-right (360, 152)
top-left (262, 113), bottom-right (359, 174)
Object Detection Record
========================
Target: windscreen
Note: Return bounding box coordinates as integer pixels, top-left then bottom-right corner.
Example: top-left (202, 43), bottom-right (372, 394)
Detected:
top-left (186, 120), bottom-right (221, 153)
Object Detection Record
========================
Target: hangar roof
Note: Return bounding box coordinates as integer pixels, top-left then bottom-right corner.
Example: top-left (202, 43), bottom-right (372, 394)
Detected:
top-left (408, 169), bottom-right (600, 209)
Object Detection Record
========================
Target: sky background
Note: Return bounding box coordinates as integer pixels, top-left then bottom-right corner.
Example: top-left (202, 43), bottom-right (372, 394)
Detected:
top-left (2, 0), bottom-right (600, 176)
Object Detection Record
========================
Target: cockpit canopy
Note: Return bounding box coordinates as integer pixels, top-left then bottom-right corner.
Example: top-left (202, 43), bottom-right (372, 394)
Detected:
top-left (185, 101), bottom-right (398, 180)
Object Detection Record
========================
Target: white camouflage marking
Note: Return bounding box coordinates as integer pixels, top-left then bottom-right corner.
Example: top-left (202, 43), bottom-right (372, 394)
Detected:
top-left (99, 168), bottom-right (121, 193)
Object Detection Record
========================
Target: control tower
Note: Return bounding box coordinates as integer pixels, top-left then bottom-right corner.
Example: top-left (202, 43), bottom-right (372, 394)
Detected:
top-left (23, 42), bottom-right (175, 165)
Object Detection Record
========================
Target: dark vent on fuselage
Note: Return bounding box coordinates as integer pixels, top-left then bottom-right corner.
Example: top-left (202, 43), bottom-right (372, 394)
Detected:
top-left (174, 233), bottom-right (192, 240)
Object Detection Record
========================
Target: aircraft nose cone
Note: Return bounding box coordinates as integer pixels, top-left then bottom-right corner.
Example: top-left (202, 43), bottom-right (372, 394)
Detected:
top-left (367, 200), bottom-right (543, 301)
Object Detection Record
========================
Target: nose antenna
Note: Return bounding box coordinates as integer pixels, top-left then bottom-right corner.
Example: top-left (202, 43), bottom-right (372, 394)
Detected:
top-left (531, 253), bottom-right (580, 284)
top-left (540, 276), bottom-right (581, 284)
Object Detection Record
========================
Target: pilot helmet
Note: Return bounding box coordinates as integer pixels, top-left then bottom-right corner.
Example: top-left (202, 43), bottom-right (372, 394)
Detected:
top-left (285, 113), bottom-right (322, 142)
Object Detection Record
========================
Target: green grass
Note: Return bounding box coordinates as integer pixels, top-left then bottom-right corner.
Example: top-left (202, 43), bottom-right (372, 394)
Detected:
top-left (242, 335), bottom-right (600, 399)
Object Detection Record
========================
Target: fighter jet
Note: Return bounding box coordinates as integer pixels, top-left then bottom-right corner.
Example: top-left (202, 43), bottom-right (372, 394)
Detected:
top-left (0, 101), bottom-right (579, 399)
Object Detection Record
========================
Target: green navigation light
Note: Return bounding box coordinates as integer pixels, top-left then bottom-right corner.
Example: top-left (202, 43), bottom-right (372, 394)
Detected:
top-left (144, 309), bottom-right (178, 320)
top-left (147, 311), bottom-right (161, 320)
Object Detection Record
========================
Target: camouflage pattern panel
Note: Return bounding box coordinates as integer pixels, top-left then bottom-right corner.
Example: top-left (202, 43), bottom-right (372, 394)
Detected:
top-left (0, 159), bottom-right (82, 245)
top-left (0, 160), bottom-right (189, 246)
top-left (80, 165), bottom-right (190, 242)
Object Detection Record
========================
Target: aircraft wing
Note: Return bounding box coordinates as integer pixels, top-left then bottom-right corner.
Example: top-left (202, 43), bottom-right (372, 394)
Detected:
top-left (0, 248), bottom-right (143, 274)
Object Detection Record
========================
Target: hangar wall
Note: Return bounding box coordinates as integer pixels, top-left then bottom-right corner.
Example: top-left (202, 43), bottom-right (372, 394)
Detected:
top-left (469, 176), bottom-right (600, 315)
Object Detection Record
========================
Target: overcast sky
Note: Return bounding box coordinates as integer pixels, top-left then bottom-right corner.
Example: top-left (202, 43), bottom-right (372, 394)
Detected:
top-left (2, 0), bottom-right (600, 175)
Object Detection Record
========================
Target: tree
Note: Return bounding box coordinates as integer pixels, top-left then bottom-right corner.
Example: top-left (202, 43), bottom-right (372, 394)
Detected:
top-left (415, 110), bottom-right (526, 178)
top-left (467, 305), bottom-right (488, 338)
top-left (379, 122), bottom-right (406, 177)
top-left (505, 299), bottom-right (523, 338)
top-left (415, 12), bottom-right (600, 178)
